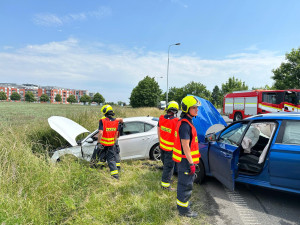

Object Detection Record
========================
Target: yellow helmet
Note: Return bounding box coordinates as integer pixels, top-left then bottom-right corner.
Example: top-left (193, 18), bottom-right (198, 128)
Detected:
top-left (101, 104), bottom-right (114, 115)
top-left (181, 96), bottom-right (201, 113)
top-left (167, 101), bottom-right (179, 113)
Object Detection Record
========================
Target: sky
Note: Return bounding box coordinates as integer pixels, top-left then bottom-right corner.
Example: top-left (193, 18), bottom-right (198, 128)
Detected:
top-left (1, 0), bottom-right (300, 103)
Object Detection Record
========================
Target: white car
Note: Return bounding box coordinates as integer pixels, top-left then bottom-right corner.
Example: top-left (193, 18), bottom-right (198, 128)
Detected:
top-left (49, 116), bottom-right (160, 162)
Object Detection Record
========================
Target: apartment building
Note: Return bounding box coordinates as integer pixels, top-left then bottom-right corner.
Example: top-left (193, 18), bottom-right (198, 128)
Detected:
top-left (0, 83), bottom-right (91, 104)
top-left (0, 83), bottom-right (26, 101)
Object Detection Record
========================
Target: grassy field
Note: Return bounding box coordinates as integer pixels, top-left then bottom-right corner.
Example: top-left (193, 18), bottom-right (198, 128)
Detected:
top-left (0, 102), bottom-right (210, 224)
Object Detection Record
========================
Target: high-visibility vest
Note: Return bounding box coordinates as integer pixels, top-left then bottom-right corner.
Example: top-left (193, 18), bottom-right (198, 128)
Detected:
top-left (100, 118), bottom-right (119, 146)
top-left (159, 115), bottom-right (179, 151)
top-left (172, 119), bottom-right (200, 164)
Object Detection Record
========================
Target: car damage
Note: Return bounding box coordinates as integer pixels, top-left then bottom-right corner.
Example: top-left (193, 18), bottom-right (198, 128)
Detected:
top-left (49, 116), bottom-right (160, 162)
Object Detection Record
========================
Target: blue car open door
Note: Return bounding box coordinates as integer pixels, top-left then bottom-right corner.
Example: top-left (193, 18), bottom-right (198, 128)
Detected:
top-left (208, 122), bottom-right (248, 191)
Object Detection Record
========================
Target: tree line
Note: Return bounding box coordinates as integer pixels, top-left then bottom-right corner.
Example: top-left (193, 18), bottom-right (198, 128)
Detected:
top-left (0, 91), bottom-right (106, 105)
top-left (130, 47), bottom-right (300, 108)
top-left (129, 75), bottom-right (248, 108)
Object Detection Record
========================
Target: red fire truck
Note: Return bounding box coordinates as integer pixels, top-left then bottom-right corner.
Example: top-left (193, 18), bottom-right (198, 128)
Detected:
top-left (223, 89), bottom-right (300, 121)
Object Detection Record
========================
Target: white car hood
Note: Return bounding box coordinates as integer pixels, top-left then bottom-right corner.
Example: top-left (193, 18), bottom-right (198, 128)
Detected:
top-left (48, 116), bottom-right (90, 146)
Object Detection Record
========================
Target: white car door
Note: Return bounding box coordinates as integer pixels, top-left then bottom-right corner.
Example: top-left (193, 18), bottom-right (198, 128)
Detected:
top-left (119, 121), bottom-right (153, 160)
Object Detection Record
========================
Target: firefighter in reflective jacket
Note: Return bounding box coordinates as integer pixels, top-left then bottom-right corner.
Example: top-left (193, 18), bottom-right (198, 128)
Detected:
top-left (98, 105), bottom-right (123, 171)
top-left (172, 96), bottom-right (201, 217)
top-left (158, 101), bottom-right (179, 190)
top-left (92, 105), bottom-right (120, 179)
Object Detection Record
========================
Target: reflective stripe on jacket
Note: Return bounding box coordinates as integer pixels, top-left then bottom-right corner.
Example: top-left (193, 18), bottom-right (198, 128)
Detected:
top-left (100, 118), bottom-right (119, 146)
top-left (172, 118), bottom-right (200, 164)
top-left (159, 115), bottom-right (179, 151)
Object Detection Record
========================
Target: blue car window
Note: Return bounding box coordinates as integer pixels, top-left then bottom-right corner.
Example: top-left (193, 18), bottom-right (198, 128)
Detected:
top-left (219, 122), bottom-right (248, 146)
top-left (282, 121), bottom-right (300, 145)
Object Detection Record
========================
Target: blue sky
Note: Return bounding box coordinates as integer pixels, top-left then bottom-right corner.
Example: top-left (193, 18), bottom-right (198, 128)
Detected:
top-left (1, 0), bottom-right (300, 103)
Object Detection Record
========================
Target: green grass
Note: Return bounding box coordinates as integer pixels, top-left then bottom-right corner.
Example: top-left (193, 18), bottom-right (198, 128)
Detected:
top-left (0, 102), bottom-right (210, 224)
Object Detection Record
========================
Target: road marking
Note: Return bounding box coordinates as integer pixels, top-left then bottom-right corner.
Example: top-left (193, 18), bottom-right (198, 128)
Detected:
top-left (225, 188), bottom-right (261, 225)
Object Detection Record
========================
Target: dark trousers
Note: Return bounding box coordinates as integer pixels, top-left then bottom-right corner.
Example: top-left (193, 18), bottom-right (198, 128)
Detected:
top-left (114, 142), bottom-right (121, 170)
top-left (177, 158), bottom-right (195, 213)
top-left (161, 150), bottom-right (175, 187)
top-left (100, 146), bottom-right (118, 178)
top-left (91, 145), bottom-right (118, 178)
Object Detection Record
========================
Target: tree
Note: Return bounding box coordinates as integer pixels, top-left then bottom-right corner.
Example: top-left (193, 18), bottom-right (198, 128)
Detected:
top-left (10, 92), bottom-right (21, 101)
top-left (80, 94), bottom-right (91, 105)
top-left (25, 92), bottom-right (36, 102)
top-left (130, 76), bottom-right (162, 108)
top-left (251, 85), bottom-right (274, 90)
top-left (162, 81), bottom-right (211, 105)
top-left (0, 91), bottom-right (7, 100)
top-left (221, 76), bottom-right (248, 94)
top-left (117, 101), bottom-right (126, 106)
top-left (40, 94), bottom-right (49, 102)
top-left (183, 81), bottom-right (211, 100)
top-left (211, 85), bottom-right (223, 107)
top-left (67, 95), bottom-right (77, 104)
top-left (55, 94), bottom-right (62, 103)
top-left (105, 102), bottom-right (116, 106)
top-left (163, 87), bottom-right (184, 105)
top-left (272, 47), bottom-right (300, 89)
top-left (92, 93), bottom-right (105, 105)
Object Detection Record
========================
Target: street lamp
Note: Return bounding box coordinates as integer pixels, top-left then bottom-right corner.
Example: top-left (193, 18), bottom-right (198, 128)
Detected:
top-left (155, 76), bottom-right (164, 82)
top-left (154, 76), bottom-right (164, 107)
top-left (166, 42), bottom-right (180, 105)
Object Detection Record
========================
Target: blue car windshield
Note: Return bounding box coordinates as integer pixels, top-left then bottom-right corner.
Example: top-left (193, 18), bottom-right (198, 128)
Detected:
top-left (219, 122), bottom-right (248, 146)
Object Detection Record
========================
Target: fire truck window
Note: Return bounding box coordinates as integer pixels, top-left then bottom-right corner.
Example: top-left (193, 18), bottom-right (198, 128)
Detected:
top-left (262, 93), bottom-right (277, 104)
top-left (284, 92), bottom-right (297, 104)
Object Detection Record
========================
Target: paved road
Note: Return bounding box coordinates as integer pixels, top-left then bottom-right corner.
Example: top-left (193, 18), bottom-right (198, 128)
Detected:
top-left (197, 115), bottom-right (300, 225)
top-left (222, 115), bottom-right (232, 124)
top-left (199, 177), bottom-right (300, 225)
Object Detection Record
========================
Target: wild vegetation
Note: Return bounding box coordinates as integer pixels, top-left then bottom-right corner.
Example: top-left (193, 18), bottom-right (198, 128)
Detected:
top-left (0, 102), bottom-right (210, 224)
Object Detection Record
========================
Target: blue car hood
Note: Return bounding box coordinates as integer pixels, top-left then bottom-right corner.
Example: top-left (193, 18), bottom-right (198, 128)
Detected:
top-left (192, 96), bottom-right (227, 143)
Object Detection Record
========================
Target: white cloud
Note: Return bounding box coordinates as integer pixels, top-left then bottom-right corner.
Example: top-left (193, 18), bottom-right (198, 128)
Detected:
top-left (0, 38), bottom-right (284, 103)
top-left (33, 13), bottom-right (63, 27)
top-left (32, 7), bottom-right (111, 27)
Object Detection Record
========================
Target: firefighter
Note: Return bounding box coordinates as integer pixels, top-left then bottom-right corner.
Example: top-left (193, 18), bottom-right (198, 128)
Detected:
top-left (158, 101), bottom-right (179, 191)
top-left (91, 105), bottom-right (123, 171)
top-left (94, 105), bottom-right (120, 179)
top-left (172, 95), bottom-right (201, 217)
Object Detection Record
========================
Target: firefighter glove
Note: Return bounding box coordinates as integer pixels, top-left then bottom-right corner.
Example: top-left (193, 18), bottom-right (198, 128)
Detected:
top-left (189, 163), bottom-right (196, 175)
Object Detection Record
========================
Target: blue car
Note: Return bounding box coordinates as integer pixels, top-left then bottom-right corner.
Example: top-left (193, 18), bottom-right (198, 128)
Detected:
top-left (192, 96), bottom-right (300, 194)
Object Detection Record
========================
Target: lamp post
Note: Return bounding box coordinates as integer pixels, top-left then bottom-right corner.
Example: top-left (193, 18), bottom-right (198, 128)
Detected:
top-left (155, 76), bottom-right (164, 107)
top-left (166, 43), bottom-right (180, 105)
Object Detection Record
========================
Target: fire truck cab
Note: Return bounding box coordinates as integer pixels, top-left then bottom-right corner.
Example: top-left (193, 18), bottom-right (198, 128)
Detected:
top-left (223, 90), bottom-right (300, 121)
